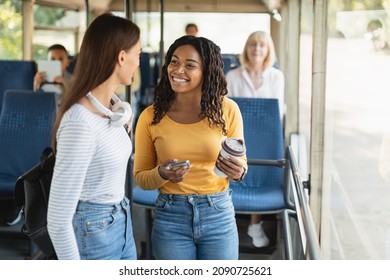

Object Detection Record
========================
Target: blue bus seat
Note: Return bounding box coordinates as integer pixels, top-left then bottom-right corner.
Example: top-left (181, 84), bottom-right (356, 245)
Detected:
top-left (132, 186), bottom-right (158, 209)
top-left (0, 90), bottom-right (56, 258)
top-left (0, 90), bottom-right (56, 199)
top-left (222, 54), bottom-right (240, 74)
top-left (131, 182), bottom-right (158, 259)
top-left (130, 135), bottom-right (158, 258)
top-left (229, 97), bottom-right (287, 254)
top-left (0, 60), bottom-right (36, 114)
top-left (136, 52), bottom-right (160, 126)
top-left (139, 52), bottom-right (158, 102)
top-left (229, 97), bottom-right (286, 214)
top-left (222, 56), bottom-right (233, 74)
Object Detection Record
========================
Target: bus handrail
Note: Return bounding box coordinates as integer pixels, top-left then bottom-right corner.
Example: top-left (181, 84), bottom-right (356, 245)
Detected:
top-left (285, 146), bottom-right (321, 260)
top-left (247, 158), bottom-right (285, 167)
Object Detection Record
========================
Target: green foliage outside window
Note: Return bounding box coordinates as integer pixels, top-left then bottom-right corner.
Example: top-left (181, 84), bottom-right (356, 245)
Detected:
top-left (0, 0), bottom-right (22, 59)
top-left (0, 0), bottom-right (66, 60)
top-left (33, 5), bottom-right (66, 26)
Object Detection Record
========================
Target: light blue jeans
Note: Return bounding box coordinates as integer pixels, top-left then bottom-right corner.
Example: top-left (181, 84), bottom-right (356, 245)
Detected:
top-left (72, 196), bottom-right (137, 260)
top-left (152, 188), bottom-right (238, 260)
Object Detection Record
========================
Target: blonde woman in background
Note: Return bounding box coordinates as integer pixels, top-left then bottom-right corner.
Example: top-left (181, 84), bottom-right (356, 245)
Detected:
top-left (226, 30), bottom-right (285, 248)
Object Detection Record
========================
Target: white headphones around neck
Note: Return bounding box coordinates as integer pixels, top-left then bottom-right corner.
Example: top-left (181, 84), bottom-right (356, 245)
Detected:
top-left (86, 92), bottom-right (132, 128)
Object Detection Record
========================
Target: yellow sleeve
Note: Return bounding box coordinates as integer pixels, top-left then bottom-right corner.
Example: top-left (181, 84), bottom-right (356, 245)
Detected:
top-left (133, 106), bottom-right (168, 190)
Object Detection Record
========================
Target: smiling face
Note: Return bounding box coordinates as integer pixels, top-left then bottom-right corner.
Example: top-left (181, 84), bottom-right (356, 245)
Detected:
top-left (167, 44), bottom-right (203, 94)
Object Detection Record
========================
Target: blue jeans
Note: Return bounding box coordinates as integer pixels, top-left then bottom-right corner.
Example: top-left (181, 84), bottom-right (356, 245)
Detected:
top-left (72, 197), bottom-right (137, 260)
top-left (152, 188), bottom-right (238, 260)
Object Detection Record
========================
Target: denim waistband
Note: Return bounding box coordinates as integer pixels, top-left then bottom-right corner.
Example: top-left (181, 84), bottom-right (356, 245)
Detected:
top-left (76, 196), bottom-right (129, 211)
top-left (158, 188), bottom-right (231, 202)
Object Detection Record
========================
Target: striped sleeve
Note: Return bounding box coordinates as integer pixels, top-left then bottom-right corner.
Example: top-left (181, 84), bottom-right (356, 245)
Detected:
top-left (47, 119), bottom-right (95, 260)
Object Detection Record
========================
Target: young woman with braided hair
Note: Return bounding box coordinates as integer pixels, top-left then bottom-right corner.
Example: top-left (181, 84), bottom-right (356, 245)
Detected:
top-left (134, 35), bottom-right (247, 260)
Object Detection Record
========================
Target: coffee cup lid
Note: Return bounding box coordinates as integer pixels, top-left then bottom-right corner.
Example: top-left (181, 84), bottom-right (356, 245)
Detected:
top-left (222, 138), bottom-right (246, 157)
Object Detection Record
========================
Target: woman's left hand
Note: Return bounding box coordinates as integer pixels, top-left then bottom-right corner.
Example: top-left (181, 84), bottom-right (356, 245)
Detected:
top-left (216, 156), bottom-right (245, 181)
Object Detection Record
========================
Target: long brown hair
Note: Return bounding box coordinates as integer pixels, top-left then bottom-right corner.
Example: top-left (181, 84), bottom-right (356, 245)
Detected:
top-left (52, 13), bottom-right (140, 150)
top-left (152, 35), bottom-right (228, 135)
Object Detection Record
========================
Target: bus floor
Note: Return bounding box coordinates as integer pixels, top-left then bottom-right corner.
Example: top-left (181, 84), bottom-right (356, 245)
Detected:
top-left (0, 208), bottom-right (282, 260)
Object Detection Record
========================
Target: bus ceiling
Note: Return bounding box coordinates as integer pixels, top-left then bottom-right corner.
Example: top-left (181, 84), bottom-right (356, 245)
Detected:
top-left (34, 0), bottom-right (283, 14)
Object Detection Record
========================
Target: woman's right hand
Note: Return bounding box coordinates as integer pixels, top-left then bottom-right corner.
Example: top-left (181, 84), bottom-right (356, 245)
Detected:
top-left (159, 159), bottom-right (191, 183)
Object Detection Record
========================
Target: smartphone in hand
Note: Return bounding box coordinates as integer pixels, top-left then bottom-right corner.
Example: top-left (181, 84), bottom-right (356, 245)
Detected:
top-left (168, 160), bottom-right (190, 170)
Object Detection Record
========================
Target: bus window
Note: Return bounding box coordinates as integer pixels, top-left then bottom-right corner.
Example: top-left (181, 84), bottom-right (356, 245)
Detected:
top-left (33, 4), bottom-right (85, 60)
top-left (126, 12), bottom-right (271, 53)
top-left (0, 0), bottom-right (23, 60)
top-left (321, 0), bottom-right (390, 259)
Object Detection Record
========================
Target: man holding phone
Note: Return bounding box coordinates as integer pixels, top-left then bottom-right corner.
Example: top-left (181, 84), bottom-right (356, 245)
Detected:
top-left (34, 44), bottom-right (73, 105)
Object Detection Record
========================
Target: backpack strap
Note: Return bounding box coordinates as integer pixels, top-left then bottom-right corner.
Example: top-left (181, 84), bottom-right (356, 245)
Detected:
top-left (40, 147), bottom-right (54, 168)
top-left (14, 147), bottom-right (54, 207)
top-left (15, 175), bottom-right (27, 207)
top-left (39, 147), bottom-right (55, 206)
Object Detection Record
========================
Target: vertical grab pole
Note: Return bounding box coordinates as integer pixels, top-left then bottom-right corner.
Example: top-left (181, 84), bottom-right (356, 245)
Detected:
top-left (158, 0), bottom-right (164, 81)
top-left (124, 0), bottom-right (135, 205)
top-left (124, 0), bottom-right (134, 105)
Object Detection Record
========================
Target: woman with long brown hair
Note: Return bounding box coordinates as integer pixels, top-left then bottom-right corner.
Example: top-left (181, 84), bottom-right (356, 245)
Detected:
top-left (47, 13), bottom-right (141, 260)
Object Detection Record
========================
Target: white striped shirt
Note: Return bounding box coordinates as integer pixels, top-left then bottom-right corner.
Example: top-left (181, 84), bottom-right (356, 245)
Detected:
top-left (47, 103), bottom-right (132, 260)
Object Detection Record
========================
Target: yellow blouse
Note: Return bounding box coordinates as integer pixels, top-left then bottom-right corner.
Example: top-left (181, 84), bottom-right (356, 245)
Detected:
top-left (133, 97), bottom-right (247, 195)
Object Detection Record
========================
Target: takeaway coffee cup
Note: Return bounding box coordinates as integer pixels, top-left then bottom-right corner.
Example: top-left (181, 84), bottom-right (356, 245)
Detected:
top-left (214, 138), bottom-right (246, 178)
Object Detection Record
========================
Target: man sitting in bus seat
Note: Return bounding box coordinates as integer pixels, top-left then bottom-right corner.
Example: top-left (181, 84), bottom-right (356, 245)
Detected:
top-left (33, 44), bottom-right (73, 106)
